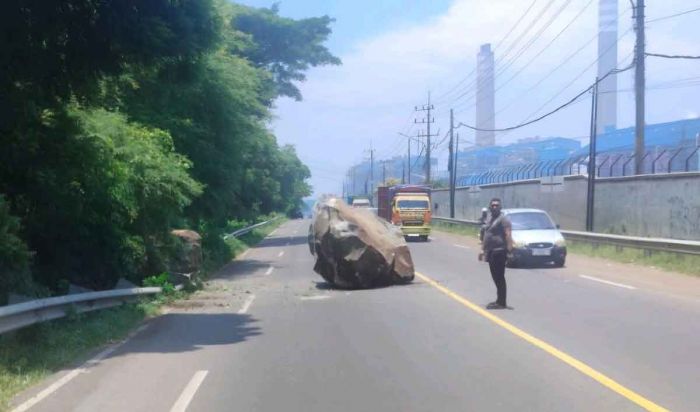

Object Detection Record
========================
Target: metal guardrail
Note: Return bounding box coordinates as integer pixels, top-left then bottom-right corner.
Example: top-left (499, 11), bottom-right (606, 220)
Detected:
top-left (432, 217), bottom-right (480, 226)
top-left (432, 217), bottom-right (700, 256)
top-left (559, 230), bottom-right (700, 256)
top-left (223, 216), bottom-right (282, 240)
top-left (0, 287), bottom-right (161, 334)
top-left (0, 216), bottom-right (280, 334)
top-left (0, 216), bottom-right (284, 334)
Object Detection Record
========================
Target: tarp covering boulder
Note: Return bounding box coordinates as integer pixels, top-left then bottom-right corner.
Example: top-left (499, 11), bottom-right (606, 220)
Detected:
top-left (308, 197), bottom-right (415, 288)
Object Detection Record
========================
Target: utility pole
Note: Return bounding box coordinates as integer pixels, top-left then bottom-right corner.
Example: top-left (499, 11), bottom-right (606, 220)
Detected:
top-left (449, 109), bottom-right (455, 218)
top-left (634, 0), bottom-right (646, 175)
top-left (408, 138), bottom-right (411, 184)
top-left (454, 133), bottom-right (460, 189)
top-left (415, 92), bottom-right (436, 183)
top-left (366, 144), bottom-right (375, 196)
top-left (382, 161), bottom-right (386, 184)
top-left (402, 162), bottom-right (406, 184)
top-left (586, 79), bottom-right (600, 232)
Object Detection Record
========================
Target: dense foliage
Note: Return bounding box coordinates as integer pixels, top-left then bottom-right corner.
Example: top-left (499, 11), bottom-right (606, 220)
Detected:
top-left (0, 1), bottom-right (336, 300)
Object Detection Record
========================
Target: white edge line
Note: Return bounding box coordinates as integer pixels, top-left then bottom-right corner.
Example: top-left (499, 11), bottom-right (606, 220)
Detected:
top-left (237, 294), bottom-right (256, 314)
top-left (278, 251), bottom-right (285, 257)
top-left (169, 370), bottom-right (209, 412)
top-left (264, 266), bottom-right (274, 276)
top-left (10, 324), bottom-right (150, 412)
top-left (453, 244), bottom-right (471, 249)
top-left (579, 275), bottom-right (637, 290)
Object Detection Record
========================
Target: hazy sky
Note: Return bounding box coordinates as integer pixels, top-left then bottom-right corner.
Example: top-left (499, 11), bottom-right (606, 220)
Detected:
top-left (238, 0), bottom-right (700, 196)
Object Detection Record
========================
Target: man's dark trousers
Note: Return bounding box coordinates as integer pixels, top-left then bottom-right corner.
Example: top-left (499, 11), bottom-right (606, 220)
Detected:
top-left (488, 249), bottom-right (507, 306)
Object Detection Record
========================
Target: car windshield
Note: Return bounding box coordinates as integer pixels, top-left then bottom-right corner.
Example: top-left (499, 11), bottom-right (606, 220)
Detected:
top-left (397, 200), bottom-right (429, 209)
top-left (508, 212), bottom-right (556, 230)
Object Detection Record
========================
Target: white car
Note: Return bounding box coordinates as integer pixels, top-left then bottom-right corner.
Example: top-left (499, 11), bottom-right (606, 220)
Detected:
top-left (351, 198), bottom-right (371, 208)
top-left (502, 208), bottom-right (567, 267)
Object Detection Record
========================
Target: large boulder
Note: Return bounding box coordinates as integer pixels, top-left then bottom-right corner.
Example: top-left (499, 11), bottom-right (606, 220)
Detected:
top-left (170, 230), bottom-right (203, 282)
top-left (308, 197), bottom-right (414, 289)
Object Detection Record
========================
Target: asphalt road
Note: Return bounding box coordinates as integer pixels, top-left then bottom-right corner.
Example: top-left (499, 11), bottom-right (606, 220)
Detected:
top-left (12, 219), bottom-right (700, 412)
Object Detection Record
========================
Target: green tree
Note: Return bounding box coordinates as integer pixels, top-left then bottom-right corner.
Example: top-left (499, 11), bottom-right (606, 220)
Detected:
top-left (230, 3), bottom-right (341, 100)
top-left (0, 195), bottom-right (31, 304)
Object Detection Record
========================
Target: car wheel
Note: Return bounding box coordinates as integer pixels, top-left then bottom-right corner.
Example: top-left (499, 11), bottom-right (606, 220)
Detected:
top-left (506, 257), bottom-right (518, 268)
top-left (420, 235), bottom-right (429, 242)
top-left (554, 257), bottom-right (565, 267)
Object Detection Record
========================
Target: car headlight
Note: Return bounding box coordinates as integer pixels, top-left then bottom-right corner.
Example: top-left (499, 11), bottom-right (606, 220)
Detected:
top-left (555, 237), bottom-right (566, 247)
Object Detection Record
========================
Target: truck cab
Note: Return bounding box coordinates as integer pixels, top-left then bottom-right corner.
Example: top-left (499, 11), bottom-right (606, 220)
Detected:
top-left (377, 185), bottom-right (432, 241)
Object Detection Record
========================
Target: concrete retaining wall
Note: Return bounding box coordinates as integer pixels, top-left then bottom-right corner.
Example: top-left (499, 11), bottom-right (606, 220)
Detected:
top-left (432, 173), bottom-right (700, 240)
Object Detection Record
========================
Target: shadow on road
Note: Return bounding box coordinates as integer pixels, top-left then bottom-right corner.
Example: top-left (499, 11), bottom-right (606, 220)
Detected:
top-left (313, 280), bottom-right (415, 292)
top-left (211, 259), bottom-right (275, 280)
top-left (255, 235), bottom-right (308, 248)
top-left (110, 313), bottom-right (261, 357)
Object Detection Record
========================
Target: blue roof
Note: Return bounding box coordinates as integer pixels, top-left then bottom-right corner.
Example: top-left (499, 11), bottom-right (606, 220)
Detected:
top-left (575, 118), bottom-right (700, 156)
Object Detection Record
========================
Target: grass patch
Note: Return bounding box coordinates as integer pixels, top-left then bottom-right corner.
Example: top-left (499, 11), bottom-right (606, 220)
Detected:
top-left (432, 221), bottom-right (480, 239)
top-left (567, 241), bottom-right (700, 277)
top-left (0, 301), bottom-right (158, 411)
top-left (224, 216), bottom-right (288, 259)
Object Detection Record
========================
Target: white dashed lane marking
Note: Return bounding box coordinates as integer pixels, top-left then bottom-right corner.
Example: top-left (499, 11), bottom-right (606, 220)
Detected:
top-left (580, 275), bottom-right (636, 290)
top-left (237, 295), bottom-right (256, 314)
top-left (169, 370), bottom-right (209, 412)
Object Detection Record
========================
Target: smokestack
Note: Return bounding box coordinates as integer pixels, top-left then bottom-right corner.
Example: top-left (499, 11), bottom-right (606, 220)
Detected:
top-left (597, 0), bottom-right (618, 133)
top-left (476, 43), bottom-right (495, 147)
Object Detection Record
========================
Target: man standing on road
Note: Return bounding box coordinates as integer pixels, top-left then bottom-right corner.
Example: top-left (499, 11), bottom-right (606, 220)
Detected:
top-left (479, 198), bottom-right (513, 309)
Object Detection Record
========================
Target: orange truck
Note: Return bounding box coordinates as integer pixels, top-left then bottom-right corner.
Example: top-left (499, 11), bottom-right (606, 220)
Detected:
top-left (377, 185), bottom-right (432, 241)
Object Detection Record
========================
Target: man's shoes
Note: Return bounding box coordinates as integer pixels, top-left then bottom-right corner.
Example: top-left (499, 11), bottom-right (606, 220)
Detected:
top-left (486, 301), bottom-right (507, 310)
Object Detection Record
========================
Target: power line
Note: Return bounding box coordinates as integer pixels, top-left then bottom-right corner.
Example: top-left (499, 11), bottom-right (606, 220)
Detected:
top-left (440, 0), bottom-right (556, 107)
top-left (455, 64), bottom-right (634, 133)
top-left (645, 52), bottom-right (700, 60)
top-left (465, 0), bottom-right (593, 111)
top-left (433, 0), bottom-right (540, 104)
top-left (454, 6), bottom-right (632, 117)
top-left (647, 5), bottom-right (700, 23)
top-left (448, 0), bottom-right (561, 107)
top-left (526, 46), bottom-right (634, 124)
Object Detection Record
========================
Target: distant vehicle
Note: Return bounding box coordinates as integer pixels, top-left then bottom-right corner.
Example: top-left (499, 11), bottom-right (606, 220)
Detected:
top-left (289, 209), bottom-right (304, 219)
top-left (351, 197), bottom-right (371, 208)
top-left (502, 208), bottom-right (567, 267)
top-left (377, 185), bottom-right (432, 241)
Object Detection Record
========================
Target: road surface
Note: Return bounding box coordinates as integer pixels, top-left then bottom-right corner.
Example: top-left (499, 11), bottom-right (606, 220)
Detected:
top-left (12, 219), bottom-right (700, 412)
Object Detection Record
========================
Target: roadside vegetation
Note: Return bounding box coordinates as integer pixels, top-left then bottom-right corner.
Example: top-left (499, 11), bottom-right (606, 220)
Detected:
top-left (0, 303), bottom-right (154, 411)
top-left (432, 221), bottom-right (480, 238)
top-left (0, 215), bottom-right (288, 411)
top-left (567, 241), bottom-right (700, 277)
top-left (0, 0), bottom-right (337, 303)
top-left (433, 221), bottom-right (700, 277)
top-left (0, 1), bottom-right (333, 407)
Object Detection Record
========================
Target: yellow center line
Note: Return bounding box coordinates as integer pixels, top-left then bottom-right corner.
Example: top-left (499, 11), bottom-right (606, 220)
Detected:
top-left (415, 271), bottom-right (668, 412)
